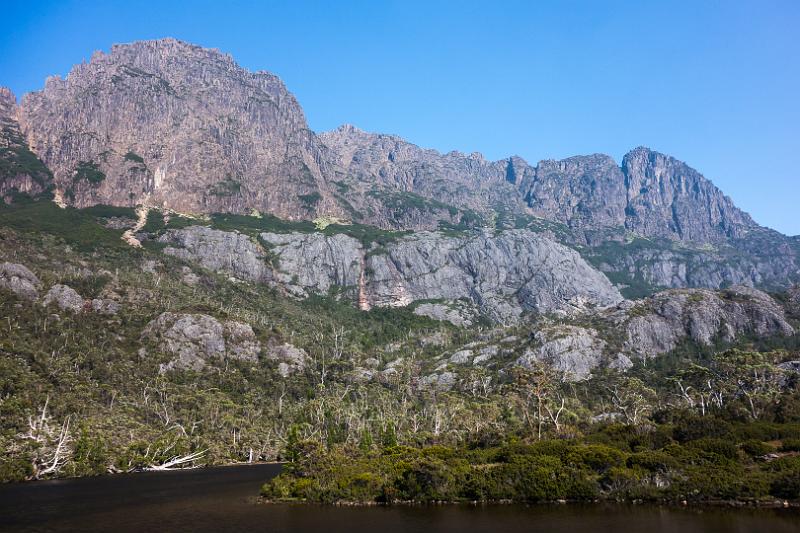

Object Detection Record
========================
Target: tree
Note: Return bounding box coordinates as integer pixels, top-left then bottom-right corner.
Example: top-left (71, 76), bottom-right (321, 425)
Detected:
top-left (607, 377), bottom-right (657, 426)
top-left (17, 398), bottom-right (73, 479)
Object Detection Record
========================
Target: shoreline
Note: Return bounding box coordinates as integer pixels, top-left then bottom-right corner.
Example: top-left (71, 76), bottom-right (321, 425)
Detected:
top-left (1, 460), bottom-right (285, 486)
top-left (259, 496), bottom-right (800, 510)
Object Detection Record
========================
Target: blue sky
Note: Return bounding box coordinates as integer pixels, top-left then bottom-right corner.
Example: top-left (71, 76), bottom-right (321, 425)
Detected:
top-left (2, 0), bottom-right (798, 235)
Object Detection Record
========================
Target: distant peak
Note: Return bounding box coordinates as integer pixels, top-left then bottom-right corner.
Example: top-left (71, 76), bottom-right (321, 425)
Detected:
top-left (335, 123), bottom-right (366, 134)
top-left (0, 87), bottom-right (16, 110)
top-left (0, 86), bottom-right (15, 99)
top-left (111, 37), bottom-right (202, 52)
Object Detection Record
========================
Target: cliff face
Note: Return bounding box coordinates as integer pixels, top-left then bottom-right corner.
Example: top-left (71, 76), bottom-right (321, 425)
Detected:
top-left (158, 225), bottom-right (624, 323)
top-left (519, 154), bottom-right (628, 229)
top-left (318, 124), bottom-right (525, 225)
top-left (0, 88), bottom-right (52, 202)
top-left (17, 39), bottom-right (339, 218)
top-left (621, 147), bottom-right (756, 242)
top-left (321, 126), bottom-right (759, 244)
top-left (619, 285), bottom-right (795, 359)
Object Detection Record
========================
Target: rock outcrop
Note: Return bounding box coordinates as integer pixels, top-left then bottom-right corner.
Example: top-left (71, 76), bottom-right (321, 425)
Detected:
top-left (142, 312), bottom-right (261, 371)
top-left (621, 148), bottom-right (755, 242)
top-left (620, 286), bottom-right (794, 359)
top-left (160, 225), bottom-right (271, 283)
top-left (592, 232), bottom-right (800, 293)
top-left (786, 285), bottom-right (800, 318)
top-left (517, 154), bottom-right (628, 229)
top-left (516, 326), bottom-right (606, 381)
top-left (359, 230), bottom-right (622, 323)
top-left (486, 286), bottom-right (796, 380)
top-left (42, 284), bottom-right (84, 312)
top-left (413, 301), bottom-right (479, 327)
top-left (264, 343), bottom-right (309, 377)
top-left (0, 262), bottom-right (41, 300)
top-left (161, 226), bottom-right (624, 323)
top-left (319, 124), bottom-right (524, 227)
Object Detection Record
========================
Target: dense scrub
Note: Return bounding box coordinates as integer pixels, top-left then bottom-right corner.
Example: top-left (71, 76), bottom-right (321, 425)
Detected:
top-left (262, 420), bottom-right (800, 505)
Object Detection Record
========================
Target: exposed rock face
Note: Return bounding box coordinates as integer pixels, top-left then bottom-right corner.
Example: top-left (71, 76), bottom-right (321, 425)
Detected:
top-left (160, 225), bottom-right (271, 283)
top-left (265, 343), bottom-right (309, 377)
top-left (142, 312), bottom-right (260, 371)
top-left (419, 371), bottom-right (457, 391)
top-left (223, 321), bottom-right (261, 361)
top-left (319, 124), bottom-right (524, 227)
top-left (413, 301), bottom-right (479, 327)
top-left (516, 326), bottom-right (606, 381)
top-left (621, 286), bottom-right (794, 359)
top-left (0, 262), bottom-right (41, 300)
top-left (18, 39), bottom-right (338, 218)
top-left (622, 148), bottom-right (755, 242)
top-left (91, 298), bottom-right (120, 315)
top-left (519, 154), bottom-right (628, 229)
top-left (259, 231), bottom-right (362, 297)
top-left (322, 124), bottom-right (761, 246)
top-left (42, 284), bottom-right (84, 312)
top-left (162, 226), bottom-right (623, 323)
top-left (594, 235), bottom-right (800, 292)
top-left (362, 230), bottom-right (623, 323)
top-left (786, 285), bottom-right (800, 318)
top-left (0, 88), bottom-right (52, 202)
top-left (9, 38), bottom-right (797, 296)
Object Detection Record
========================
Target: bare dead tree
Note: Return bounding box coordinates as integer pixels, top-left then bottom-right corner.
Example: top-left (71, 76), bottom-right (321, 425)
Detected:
top-left (19, 397), bottom-right (73, 479)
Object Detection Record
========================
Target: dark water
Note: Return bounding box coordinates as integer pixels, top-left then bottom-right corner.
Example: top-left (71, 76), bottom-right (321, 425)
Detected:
top-left (1, 464), bottom-right (798, 532)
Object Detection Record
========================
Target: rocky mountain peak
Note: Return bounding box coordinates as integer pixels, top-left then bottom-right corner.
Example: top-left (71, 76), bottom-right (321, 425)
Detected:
top-left (621, 146), bottom-right (756, 242)
top-left (17, 38), bottom-right (336, 217)
top-left (0, 87), bottom-right (16, 111)
top-left (5, 39), bottom-right (788, 254)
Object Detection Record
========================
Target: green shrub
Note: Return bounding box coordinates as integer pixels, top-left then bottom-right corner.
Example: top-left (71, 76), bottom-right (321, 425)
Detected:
top-left (687, 438), bottom-right (739, 461)
top-left (780, 438), bottom-right (800, 452)
top-left (567, 444), bottom-right (626, 473)
top-left (740, 439), bottom-right (775, 457)
top-left (627, 450), bottom-right (679, 473)
top-left (73, 161), bottom-right (106, 184)
top-left (124, 151), bottom-right (145, 164)
top-left (771, 473), bottom-right (800, 499)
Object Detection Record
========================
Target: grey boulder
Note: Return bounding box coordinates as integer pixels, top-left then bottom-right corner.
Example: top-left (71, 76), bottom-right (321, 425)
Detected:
top-left (0, 262), bottom-right (41, 300)
top-left (42, 284), bottom-right (84, 312)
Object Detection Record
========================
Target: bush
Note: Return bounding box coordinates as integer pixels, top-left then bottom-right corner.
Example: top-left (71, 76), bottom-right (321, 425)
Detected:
top-left (780, 438), bottom-right (800, 452)
top-left (686, 438), bottom-right (739, 461)
top-left (770, 473), bottom-right (800, 499)
top-left (673, 415), bottom-right (732, 443)
top-left (740, 439), bottom-right (775, 457)
top-left (627, 450), bottom-right (678, 473)
top-left (567, 444), bottom-right (626, 473)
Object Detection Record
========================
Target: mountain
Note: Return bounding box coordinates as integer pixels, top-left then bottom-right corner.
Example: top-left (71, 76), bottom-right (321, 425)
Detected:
top-left (2, 38), bottom-right (800, 491)
top-left (1, 38), bottom-right (798, 298)
top-left (3, 40), bottom-right (766, 235)
top-left (17, 39), bottom-right (339, 219)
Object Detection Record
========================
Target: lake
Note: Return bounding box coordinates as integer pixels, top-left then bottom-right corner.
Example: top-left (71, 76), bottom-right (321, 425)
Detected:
top-left (1, 464), bottom-right (798, 532)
